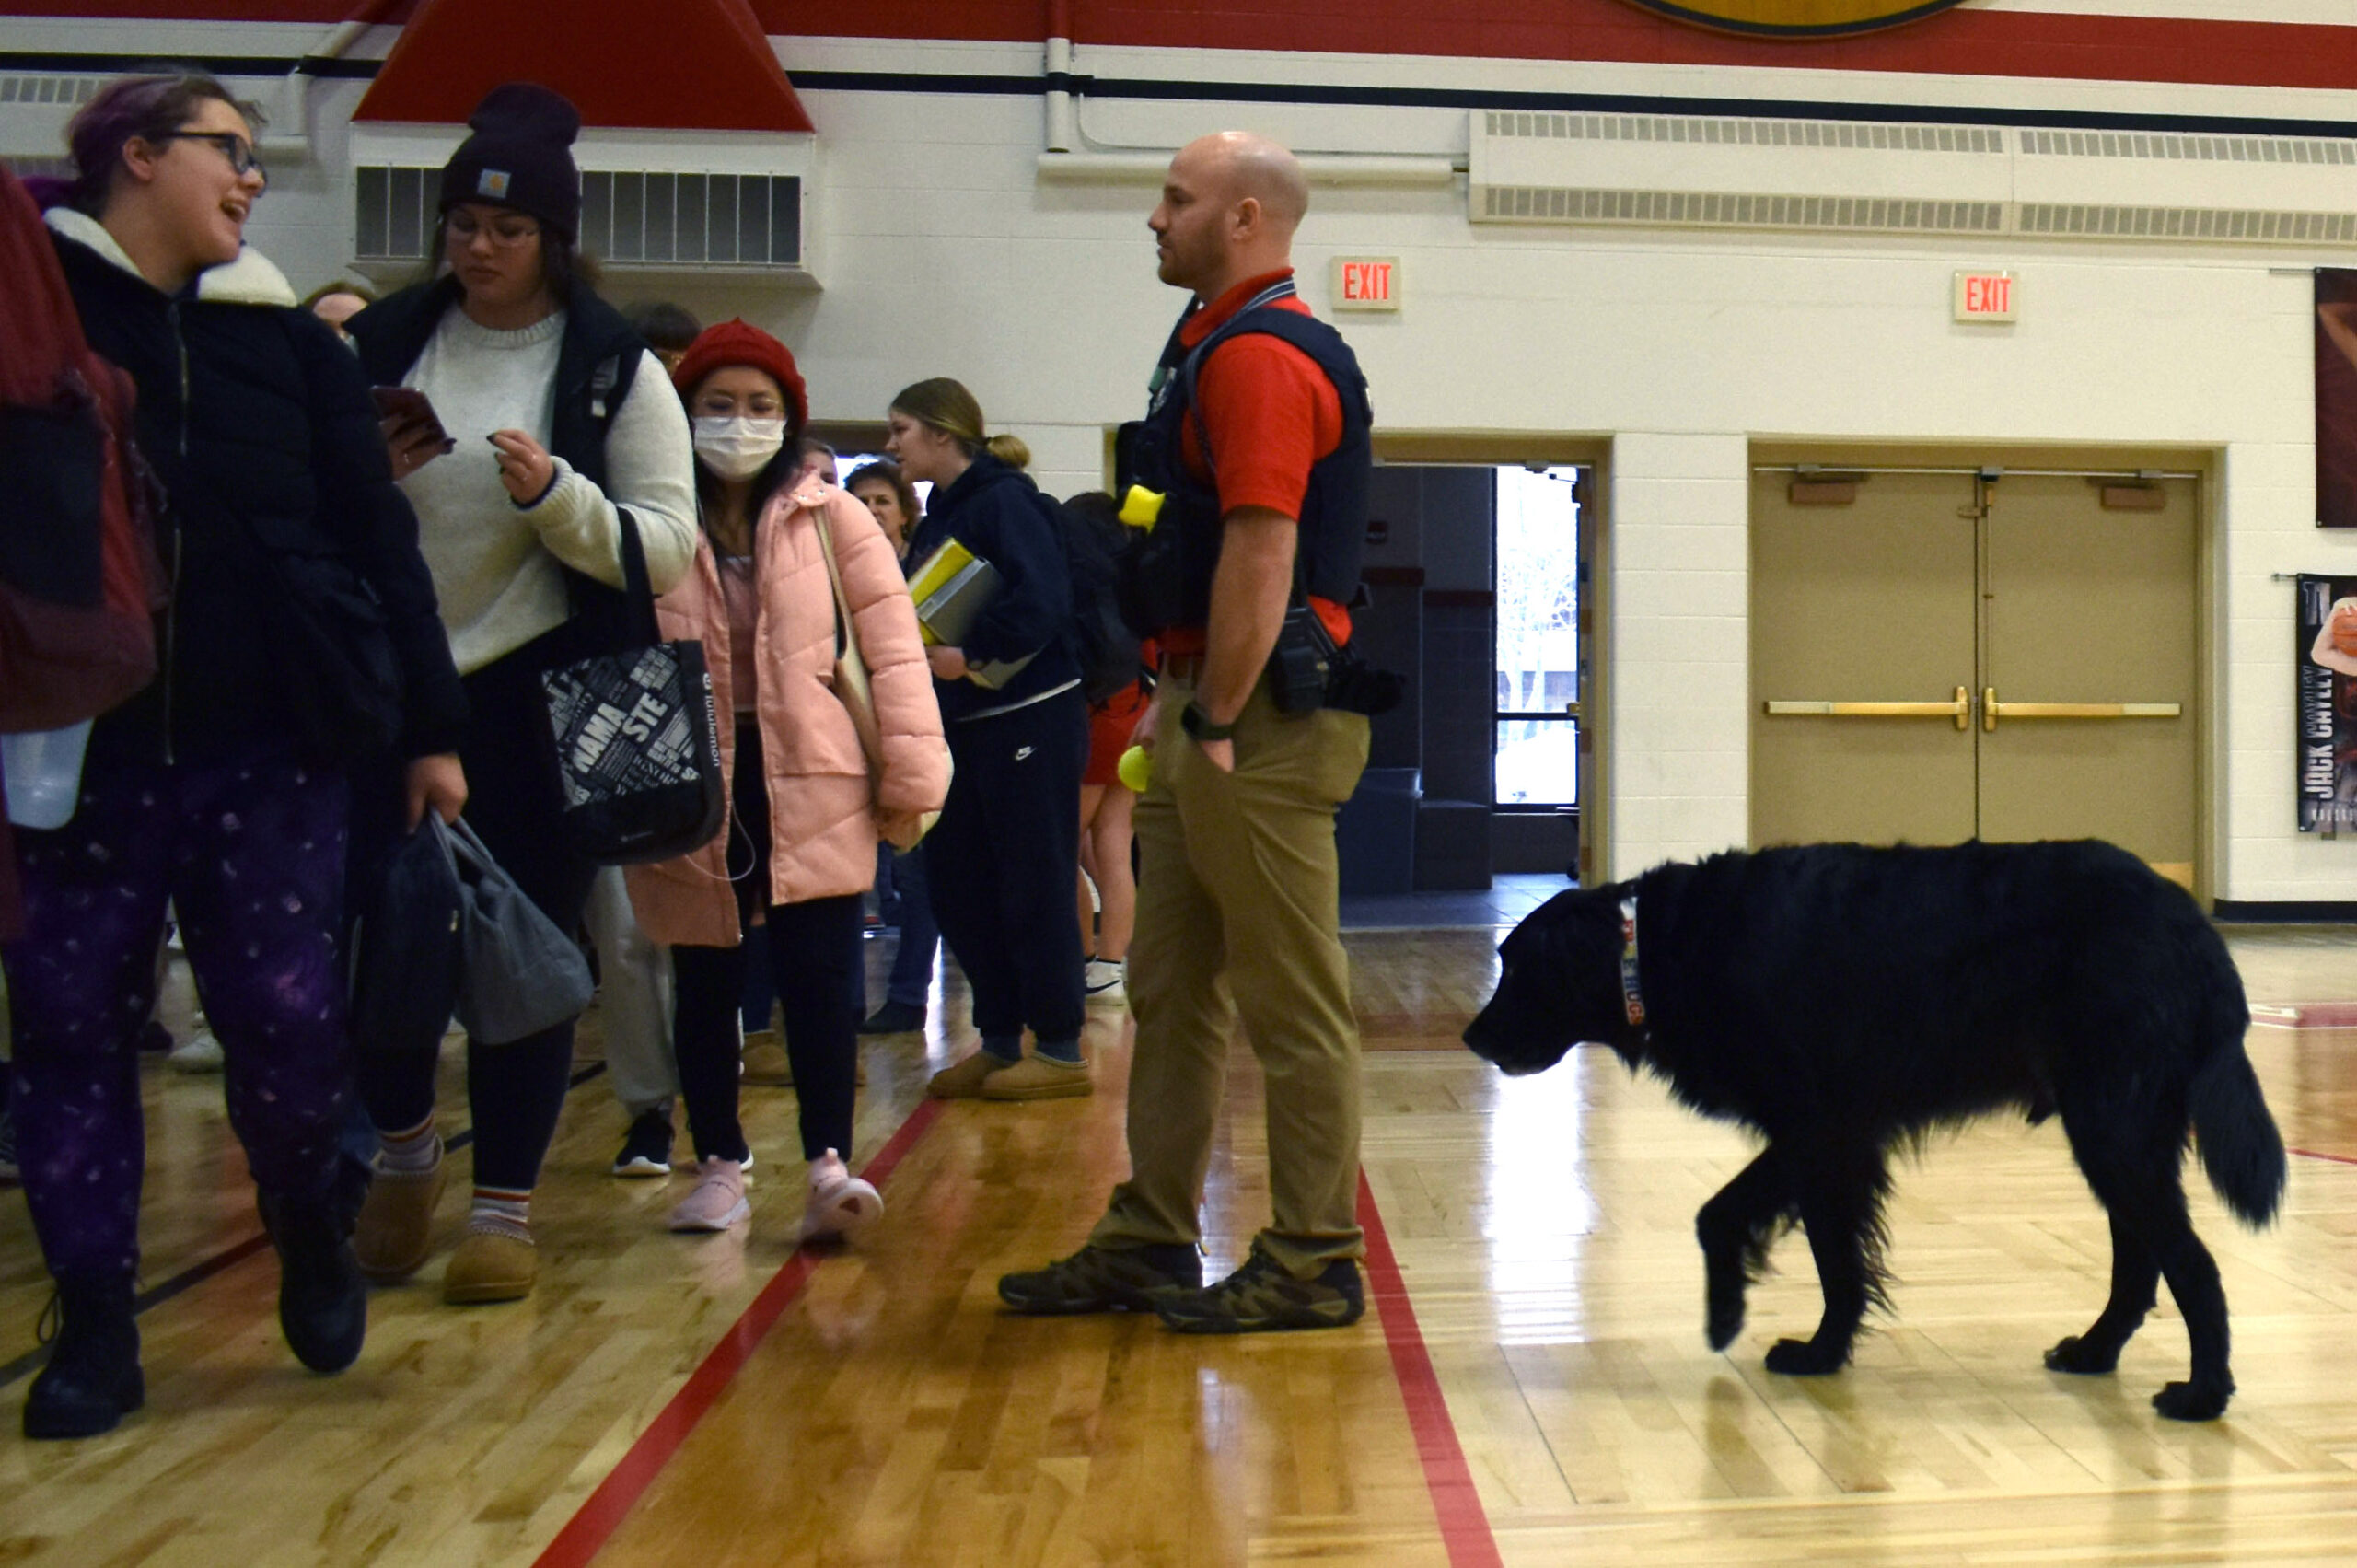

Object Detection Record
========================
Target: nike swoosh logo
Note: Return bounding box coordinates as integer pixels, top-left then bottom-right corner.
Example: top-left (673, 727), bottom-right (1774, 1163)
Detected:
top-left (1015, 746), bottom-right (1035, 761)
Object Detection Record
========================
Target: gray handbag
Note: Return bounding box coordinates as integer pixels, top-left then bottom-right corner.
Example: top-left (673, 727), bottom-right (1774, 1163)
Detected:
top-left (444, 815), bottom-right (595, 1046)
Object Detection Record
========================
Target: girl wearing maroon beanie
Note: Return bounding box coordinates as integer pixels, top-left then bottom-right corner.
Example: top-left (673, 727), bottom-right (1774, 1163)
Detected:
top-left (623, 321), bottom-right (947, 1240)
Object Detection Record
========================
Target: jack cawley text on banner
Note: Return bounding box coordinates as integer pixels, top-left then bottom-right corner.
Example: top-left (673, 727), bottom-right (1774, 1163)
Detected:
top-left (2295, 575), bottom-right (2357, 832)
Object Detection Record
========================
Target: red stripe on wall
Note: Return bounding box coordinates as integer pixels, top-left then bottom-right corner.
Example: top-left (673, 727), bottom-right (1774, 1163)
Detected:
top-left (528, 1099), bottom-right (943, 1568)
top-left (1358, 1168), bottom-right (1504, 1568)
top-left (784, 0), bottom-right (2357, 91)
top-left (6, 4), bottom-right (2357, 96)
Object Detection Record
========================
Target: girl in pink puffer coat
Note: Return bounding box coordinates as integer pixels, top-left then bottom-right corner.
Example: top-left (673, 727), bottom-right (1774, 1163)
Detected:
top-left (626, 320), bottom-right (946, 1241)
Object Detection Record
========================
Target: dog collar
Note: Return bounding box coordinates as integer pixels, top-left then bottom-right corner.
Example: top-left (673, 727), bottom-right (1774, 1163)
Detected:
top-left (1618, 895), bottom-right (1646, 1028)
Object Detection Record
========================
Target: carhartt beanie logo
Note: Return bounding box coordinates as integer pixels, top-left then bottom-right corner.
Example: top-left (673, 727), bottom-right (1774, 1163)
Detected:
top-left (440, 82), bottom-right (582, 238)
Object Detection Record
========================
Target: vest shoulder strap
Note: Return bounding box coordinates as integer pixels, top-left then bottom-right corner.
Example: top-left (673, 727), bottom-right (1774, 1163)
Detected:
top-left (1175, 305), bottom-right (1371, 483)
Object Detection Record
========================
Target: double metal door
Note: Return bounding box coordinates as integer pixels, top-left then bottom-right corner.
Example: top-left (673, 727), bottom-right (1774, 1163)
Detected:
top-left (1750, 468), bottom-right (2198, 885)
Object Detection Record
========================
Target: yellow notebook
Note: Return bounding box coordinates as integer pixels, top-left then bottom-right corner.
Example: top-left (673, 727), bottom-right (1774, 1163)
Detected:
top-left (905, 537), bottom-right (1036, 688)
top-left (907, 538), bottom-right (996, 647)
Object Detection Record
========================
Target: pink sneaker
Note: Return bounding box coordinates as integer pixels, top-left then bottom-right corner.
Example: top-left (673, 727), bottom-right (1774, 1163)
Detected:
top-left (668, 1157), bottom-right (750, 1233)
top-left (802, 1149), bottom-right (882, 1243)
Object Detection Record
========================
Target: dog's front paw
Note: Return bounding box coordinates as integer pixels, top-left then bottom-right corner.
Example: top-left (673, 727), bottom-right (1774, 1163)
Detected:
top-left (1764, 1337), bottom-right (1849, 1376)
top-left (2152, 1378), bottom-right (2232, 1422)
top-left (1706, 1283), bottom-right (1746, 1351)
top-left (2044, 1335), bottom-right (2119, 1376)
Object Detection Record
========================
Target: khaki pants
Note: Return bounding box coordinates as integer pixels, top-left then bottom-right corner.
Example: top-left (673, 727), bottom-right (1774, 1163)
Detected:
top-left (1088, 677), bottom-right (1370, 1278)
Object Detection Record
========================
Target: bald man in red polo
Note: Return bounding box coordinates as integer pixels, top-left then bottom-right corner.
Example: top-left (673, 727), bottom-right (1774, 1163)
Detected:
top-left (1001, 132), bottom-right (1376, 1332)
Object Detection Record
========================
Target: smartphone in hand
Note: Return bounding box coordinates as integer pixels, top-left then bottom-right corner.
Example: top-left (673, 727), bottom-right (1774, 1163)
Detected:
top-left (371, 385), bottom-right (448, 445)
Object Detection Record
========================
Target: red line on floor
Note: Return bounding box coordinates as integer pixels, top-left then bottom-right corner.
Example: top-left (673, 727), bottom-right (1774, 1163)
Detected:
top-left (530, 1098), bottom-right (945, 1568)
top-left (1357, 1169), bottom-right (1504, 1568)
top-left (2293, 1146), bottom-right (2357, 1167)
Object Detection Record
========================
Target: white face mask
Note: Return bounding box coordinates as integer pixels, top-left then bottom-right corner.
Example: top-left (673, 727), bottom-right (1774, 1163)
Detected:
top-left (692, 416), bottom-right (787, 480)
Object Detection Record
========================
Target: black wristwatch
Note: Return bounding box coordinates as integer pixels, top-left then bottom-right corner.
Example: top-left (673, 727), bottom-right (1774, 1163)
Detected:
top-left (1180, 701), bottom-right (1236, 743)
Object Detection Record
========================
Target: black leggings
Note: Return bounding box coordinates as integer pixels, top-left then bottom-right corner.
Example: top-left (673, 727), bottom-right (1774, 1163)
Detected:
top-left (670, 722), bottom-right (861, 1165)
top-left (355, 630), bottom-right (598, 1192)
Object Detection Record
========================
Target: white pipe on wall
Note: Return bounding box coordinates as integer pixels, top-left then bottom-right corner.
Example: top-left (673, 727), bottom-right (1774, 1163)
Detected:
top-left (262, 10), bottom-right (378, 155)
top-left (1045, 35), bottom-right (1077, 155)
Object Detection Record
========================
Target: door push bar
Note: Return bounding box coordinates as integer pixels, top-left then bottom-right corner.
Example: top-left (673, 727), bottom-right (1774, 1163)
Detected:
top-left (1764, 688), bottom-right (2182, 734)
top-left (1981, 691), bottom-right (2180, 732)
top-left (1763, 687), bottom-right (1972, 731)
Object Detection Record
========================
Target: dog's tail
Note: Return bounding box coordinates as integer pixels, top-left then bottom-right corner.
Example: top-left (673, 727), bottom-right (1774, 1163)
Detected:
top-left (2190, 1045), bottom-right (2287, 1228)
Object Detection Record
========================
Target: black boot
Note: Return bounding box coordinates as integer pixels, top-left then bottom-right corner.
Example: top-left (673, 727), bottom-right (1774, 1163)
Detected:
top-left (23, 1272), bottom-right (144, 1440)
top-left (257, 1188), bottom-right (367, 1374)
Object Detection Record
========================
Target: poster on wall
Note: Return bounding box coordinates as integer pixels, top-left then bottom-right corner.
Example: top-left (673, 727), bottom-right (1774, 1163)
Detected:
top-left (2296, 575), bottom-right (2357, 831)
top-left (2316, 270), bottom-right (2357, 527)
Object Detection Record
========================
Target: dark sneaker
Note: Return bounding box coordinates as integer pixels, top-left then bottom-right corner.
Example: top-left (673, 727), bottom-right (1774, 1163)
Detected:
top-left (859, 1000), bottom-right (926, 1035)
top-left (1154, 1242), bottom-right (1365, 1334)
top-left (612, 1109), bottom-right (674, 1178)
top-left (999, 1243), bottom-right (1202, 1315)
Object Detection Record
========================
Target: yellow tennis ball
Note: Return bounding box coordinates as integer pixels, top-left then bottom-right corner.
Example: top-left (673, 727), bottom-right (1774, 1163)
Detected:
top-left (1117, 744), bottom-right (1154, 793)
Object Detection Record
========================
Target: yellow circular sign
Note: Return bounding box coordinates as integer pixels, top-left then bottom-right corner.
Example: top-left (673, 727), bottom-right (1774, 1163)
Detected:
top-left (1617, 0), bottom-right (1968, 36)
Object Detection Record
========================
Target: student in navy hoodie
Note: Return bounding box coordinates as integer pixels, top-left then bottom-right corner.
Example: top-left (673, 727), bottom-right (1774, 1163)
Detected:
top-left (9, 70), bottom-right (468, 1440)
top-left (885, 380), bottom-right (1091, 1100)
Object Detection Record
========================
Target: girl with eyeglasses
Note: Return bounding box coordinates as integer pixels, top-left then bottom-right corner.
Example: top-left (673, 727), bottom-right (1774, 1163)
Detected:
top-left (8, 69), bottom-right (470, 1437)
top-left (622, 322), bottom-right (946, 1240)
top-left (344, 84), bottom-right (698, 1307)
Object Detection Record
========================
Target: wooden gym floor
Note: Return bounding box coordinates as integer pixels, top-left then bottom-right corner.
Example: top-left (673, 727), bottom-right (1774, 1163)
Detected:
top-left (5, 922), bottom-right (2357, 1565)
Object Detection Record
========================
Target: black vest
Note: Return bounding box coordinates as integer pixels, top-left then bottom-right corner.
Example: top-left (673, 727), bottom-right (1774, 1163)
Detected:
top-left (348, 275), bottom-right (647, 657)
top-left (1118, 279), bottom-right (1372, 636)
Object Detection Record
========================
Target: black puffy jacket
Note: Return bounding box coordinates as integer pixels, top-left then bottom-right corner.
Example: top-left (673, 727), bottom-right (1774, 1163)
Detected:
top-left (46, 209), bottom-right (467, 767)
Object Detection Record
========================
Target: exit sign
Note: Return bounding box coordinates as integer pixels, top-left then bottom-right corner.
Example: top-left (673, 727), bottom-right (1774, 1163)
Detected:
top-left (1953, 270), bottom-right (2017, 322)
top-left (1332, 256), bottom-right (1401, 312)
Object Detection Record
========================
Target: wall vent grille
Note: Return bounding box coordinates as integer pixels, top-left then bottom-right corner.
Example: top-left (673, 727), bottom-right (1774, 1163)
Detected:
top-left (2019, 129), bottom-right (2357, 165)
top-left (1480, 185), bottom-right (2006, 233)
top-left (2018, 203), bottom-right (2357, 242)
top-left (1482, 110), bottom-right (2001, 155)
top-left (0, 75), bottom-right (101, 108)
top-left (355, 166), bottom-right (804, 269)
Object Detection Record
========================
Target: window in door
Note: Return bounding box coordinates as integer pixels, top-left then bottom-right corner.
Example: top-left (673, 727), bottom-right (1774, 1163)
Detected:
top-left (1494, 465), bottom-right (1583, 809)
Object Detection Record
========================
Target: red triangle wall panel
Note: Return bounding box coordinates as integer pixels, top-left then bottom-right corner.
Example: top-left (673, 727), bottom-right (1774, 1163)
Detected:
top-left (354, 0), bottom-right (813, 133)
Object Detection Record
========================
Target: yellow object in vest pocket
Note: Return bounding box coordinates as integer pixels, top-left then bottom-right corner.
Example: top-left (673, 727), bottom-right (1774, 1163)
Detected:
top-left (1118, 485), bottom-right (1165, 531)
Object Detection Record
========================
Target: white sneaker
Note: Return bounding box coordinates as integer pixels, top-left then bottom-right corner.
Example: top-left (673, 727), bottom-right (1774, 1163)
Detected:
top-left (1084, 958), bottom-right (1127, 1007)
top-left (801, 1149), bottom-right (881, 1243)
top-left (168, 1028), bottom-right (225, 1073)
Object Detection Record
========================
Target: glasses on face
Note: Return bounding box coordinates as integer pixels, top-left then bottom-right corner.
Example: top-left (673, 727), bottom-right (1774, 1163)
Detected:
top-left (447, 210), bottom-right (543, 248)
top-left (157, 131), bottom-right (266, 188)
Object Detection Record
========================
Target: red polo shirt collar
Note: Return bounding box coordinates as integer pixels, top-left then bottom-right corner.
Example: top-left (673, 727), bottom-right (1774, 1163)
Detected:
top-left (1178, 269), bottom-right (1299, 349)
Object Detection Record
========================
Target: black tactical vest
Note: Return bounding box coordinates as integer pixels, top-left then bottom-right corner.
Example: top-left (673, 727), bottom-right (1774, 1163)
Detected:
top-left (1117, 278), bottom-right (1372, 637)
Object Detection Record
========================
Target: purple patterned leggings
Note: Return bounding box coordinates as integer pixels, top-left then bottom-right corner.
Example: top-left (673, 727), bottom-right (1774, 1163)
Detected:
top-left (2, 752), bottom-right (352, 1281)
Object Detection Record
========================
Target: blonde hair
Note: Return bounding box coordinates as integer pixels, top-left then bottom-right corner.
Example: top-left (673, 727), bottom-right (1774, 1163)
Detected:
top-left (891, 377), bottom-right (1024, 462)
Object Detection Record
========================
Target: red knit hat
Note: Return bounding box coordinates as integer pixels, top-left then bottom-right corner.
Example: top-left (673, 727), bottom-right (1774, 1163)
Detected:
top-left (671, 319), bottom-right (808, 434)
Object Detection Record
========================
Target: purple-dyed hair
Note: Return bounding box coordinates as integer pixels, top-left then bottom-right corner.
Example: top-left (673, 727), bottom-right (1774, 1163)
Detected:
top-left (63, 70), bottom-right (263, 216)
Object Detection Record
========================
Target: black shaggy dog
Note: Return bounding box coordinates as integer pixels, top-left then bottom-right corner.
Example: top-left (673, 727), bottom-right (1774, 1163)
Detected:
top-left (1463, 840), bottom-right (2286, 1422)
